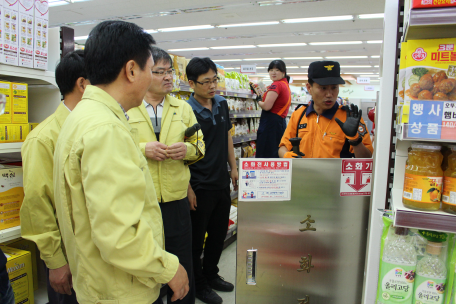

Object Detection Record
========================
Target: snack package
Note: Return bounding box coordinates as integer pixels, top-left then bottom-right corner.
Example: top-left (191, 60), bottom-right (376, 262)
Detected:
top-left (398, 42), bottom-right (408, 123)
top-left (173, 55), bottom-right (180, 83)
top-left (216, 64), bottom-right (226, 90)
top-left (250, 141), bottom-right (256, 157)
top-left (230, 120), bottom-right (236, 137)
top-left (176, 56), bottom-right (187, 83)
top-left (250, 119), bottom-right (254, 134)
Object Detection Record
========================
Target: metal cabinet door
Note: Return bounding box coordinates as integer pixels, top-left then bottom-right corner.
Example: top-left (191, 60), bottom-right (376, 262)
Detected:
top-left (236, 159), bottom-right (370, 304)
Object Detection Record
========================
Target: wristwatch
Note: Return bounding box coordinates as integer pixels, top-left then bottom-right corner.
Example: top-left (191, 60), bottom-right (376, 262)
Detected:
top-left (348, 136), bottom-right (363, 146)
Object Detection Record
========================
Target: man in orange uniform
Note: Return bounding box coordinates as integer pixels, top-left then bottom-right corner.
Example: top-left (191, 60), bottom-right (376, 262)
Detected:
top-left (279, 61), bottom-right (373, 158)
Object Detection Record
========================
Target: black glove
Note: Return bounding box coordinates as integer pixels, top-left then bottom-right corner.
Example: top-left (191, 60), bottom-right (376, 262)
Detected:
top-left (335, 104), bottom-right (362, 138)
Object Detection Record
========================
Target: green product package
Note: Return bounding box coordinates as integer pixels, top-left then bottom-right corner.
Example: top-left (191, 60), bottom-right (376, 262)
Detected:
top-left (414, 276), bottom-right (446, 304)
top-left (445, 236), bottom-right (456, 304)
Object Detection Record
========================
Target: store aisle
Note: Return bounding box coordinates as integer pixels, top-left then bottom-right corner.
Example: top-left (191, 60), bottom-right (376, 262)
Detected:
top-left (163, 240), bottom-right (237, 304)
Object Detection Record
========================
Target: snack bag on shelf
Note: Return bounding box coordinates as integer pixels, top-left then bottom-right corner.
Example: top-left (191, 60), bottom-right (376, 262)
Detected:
top-left (173, 55), bottom-right (180, 82)
top-left (216, 64), bottom-right (226, 90)
top-left (176, 56), bottom-right (188, 83)
top-left (169, 54), bottom-right (180, 92)
top-left (230, 119), bottom-right (236, 137)
top-left (250, 141), bottom-right (256, 156)
top-left (250, 119), bottom-right (254, 134)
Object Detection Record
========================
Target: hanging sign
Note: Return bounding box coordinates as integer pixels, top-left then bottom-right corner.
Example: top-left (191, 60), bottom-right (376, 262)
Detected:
top-left (364, 85), bottom-right (375, 91)
top-left (357, 77), bottom-right (371, 84)
top-left (340, 159), bottom-right (373, 196)
top-left (241, 65), bottom-right (257, 74)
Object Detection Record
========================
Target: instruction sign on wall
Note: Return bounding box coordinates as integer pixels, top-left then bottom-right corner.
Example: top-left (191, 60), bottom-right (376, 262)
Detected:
top-left (340, 159), bottom-right (373, 196)
top-left (239, 159), bottom-right (292, 201)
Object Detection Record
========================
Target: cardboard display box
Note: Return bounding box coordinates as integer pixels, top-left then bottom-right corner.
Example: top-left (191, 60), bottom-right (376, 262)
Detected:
top-left (1, 246), bottom-right (34, 304)
top-left (0, 166), bottom-right (23, 231)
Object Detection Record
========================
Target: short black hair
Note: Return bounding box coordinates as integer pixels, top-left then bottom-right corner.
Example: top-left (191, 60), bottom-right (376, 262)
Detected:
top-left (151, 47), bottom-right (172, 67)
top-left (268, 59), bottom-right (290, 83)
top-left (55, 49), bottom-right (86, 97)
top-left (186, 57), bottom-right (217, 82)
top-left (308, 78), bottom-right (314, 86)
top-left (84, 20), bottom-right (156, 85)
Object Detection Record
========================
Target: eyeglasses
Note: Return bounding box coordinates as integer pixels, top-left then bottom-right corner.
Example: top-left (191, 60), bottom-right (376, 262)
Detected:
top-left (151, 69), bottom-right (175, 77)
top-left (195, 77), bottom-right (220, 86)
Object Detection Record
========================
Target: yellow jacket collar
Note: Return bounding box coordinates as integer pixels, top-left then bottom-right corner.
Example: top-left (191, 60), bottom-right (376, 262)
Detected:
top-left (55, 102), bottom-right (71, 128)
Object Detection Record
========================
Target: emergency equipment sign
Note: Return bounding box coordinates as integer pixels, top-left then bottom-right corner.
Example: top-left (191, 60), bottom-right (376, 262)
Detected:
top-left (340, 159), bottom-right (373, 196)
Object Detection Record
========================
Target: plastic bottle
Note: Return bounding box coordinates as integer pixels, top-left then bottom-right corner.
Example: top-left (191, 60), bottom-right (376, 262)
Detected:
top-left (377, 227), bottom-right (417, 304)
top-left (443, 146), bottom-right (456, 214)
top-left (412, 242), bottom-right (447, 304)
top-left (403, 143), bottom-right (443, 211)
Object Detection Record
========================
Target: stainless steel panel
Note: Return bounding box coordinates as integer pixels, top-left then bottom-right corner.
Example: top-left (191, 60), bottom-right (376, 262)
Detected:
top-left (236, 159), bottom-right (370, 304)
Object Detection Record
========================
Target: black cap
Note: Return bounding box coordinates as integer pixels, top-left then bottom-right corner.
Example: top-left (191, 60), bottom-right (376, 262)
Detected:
top-left (308, 61), bottom-right (345, 85)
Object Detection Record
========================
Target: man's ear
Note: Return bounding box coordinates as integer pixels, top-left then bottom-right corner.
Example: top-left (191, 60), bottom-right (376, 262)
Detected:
top-left (76, 77), bottom-right (86, 93)
top-left (306, 82), bottom-right (312, 93)
top-left (125, 60), bottom-right (137, 83)
top-left (189, 80), bottom-right (195, 90)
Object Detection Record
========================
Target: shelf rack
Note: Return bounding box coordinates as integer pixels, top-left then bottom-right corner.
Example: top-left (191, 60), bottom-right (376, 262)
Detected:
top-left (229, 111), bottom-right (262, 118)
top-left (404, 7), bottom-right (456, 41)
top-left (179, 84), bottom-right (257, 99)
top-left (0, 226), bottom-right (21, 243)
top-left (232, 134), bottom-right (257, 145)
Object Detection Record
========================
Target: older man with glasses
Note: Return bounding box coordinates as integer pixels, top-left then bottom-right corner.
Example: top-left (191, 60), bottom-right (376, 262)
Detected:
top-left (127, 47), bottom-right (205, 304)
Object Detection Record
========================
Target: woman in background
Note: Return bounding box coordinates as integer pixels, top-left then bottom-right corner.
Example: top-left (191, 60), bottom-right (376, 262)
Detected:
top-left (256, 60), bottom-right (291, 158)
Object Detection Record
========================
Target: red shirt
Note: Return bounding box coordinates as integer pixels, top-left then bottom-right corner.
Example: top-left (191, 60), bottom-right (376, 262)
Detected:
top-left (263, 78), bottom-right (291, 118)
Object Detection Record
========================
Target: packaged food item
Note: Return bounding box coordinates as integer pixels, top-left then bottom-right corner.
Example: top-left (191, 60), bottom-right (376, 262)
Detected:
top-left (398, 42), bottom-right (408, 123)
top-left (250, 119), bottom-right (255, 134)
top-left (0, 123), bottom-right (29, 142)
top-left (443, 145), bottom-right (456, 214)
top-left (442, 145), bottom-right (452, 171)
top-left (1, 246), bottom-right (34, 303)
top-left (29, 122), bottom-right (38, 132)
top-left (216, 64), bottom-right (226, 90)
top-left (230, 119), bottom-right (236, 137)
top-left (2, 0), bottom-right (19, 66)
top-left (250, 141), bottom-right (256, 157)
top-left (34, 0), bottom-right (48, 69)
top-left (402, 143), bottom-right (443, 211)
top-left (11, 82), bottom-right (28, 123)
top-left (0, 166), bottom-right (23, 231)
top-left (173, 54), bottom-right (180, 82)
top-left (18, 0), bottom-right (33, 68)
top-left (176, 56), bottom-right (187, 83)
top-left (377, 217), bottom-right (416, 304)
top-left (0, 81), bottom-right (12, 123)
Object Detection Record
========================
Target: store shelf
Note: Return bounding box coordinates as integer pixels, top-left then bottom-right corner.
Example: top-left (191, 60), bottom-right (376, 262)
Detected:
top-left (396, 123), bottom-right (456, 143)
top-left (404, 7), bottom-right (456, 41)
top-left (0, 65), bottom-right (57, 87)
top-left (0, 226), bottom-right (21, 243)
top-left (0, 142), bottom-right (23, 154)
top-left (233, 134), bottom-right (257, 144)
top-left (229, 111), bottom-right (261, 118)
top-left (179, 84), bottom-right (256, 99)
top-left (391, 188), bottom-right (456, 233)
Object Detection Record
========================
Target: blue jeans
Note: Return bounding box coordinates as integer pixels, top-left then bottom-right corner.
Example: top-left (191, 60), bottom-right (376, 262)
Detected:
top-left (0, 280), bottom-right (15, 304)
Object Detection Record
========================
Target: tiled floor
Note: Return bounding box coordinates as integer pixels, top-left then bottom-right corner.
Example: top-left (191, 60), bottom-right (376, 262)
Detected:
top-left (163, 240), bottom-right (237, 304)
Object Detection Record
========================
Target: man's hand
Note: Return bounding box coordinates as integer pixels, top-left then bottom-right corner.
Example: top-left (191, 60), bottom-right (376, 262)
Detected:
top-left (49, 264), bottom-right (73, 295)
top-left (168, 264), bottom-right (190, 302)
top-left (145, 141), bottom-right (168, 161)
top-left (231, 168), bottom-right (239, 191)
top-left (335, 104), bottom-right (362, 139)
top-left (167, 142), bottom-right (187, 160)
top-left (188, 184), bottom-right (197, 211)
top-left (284, 151), bottom-right (299, 158)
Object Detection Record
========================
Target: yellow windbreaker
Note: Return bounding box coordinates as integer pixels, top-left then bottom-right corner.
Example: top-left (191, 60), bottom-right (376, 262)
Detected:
top-left (53, 86), bottom-right (178, 304)
top-left (128, 95), bottom-right (205, 203)
top-left (21, 103), bottom-right (69, 270)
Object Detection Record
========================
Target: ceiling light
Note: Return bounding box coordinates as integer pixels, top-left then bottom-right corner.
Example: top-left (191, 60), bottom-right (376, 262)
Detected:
top-left (360, 75), bottom-right (379, 77)
top-left (300, 66), bottom-right (308, 68)
top-left (374, 65), bottom-right (379, 67)
top-left (309, 41), bottom-right (362, 45)
top-left (344, 72), bottom-right (374, 74)
top-left (282, 15), bottom-right (353, 23)
top-left (340, 65), bottom-right (372, 68)
top-left (358, 13), bottom-right (384, 19)
top-left (213, 59), bottom-right (243, 62)
top-left (371, 55), bottom-right (380, 58)
top-left (74, 35), bottom-right (89, 40)
top-left (370, 80), bottom-right (380, 82)
top-left (49, 0), bottom-right (70, 7)
top-left (256, 67), bottom-right (267, 69)
top-left (257, 43), bottom-right (307, 47)
top-left (158, 25), bottom-right (214, 32)
top-left (210, 45), bottom-right (256, 50)
top-left (367, 40), bottom-right (383, 44)
top-left (224, 68), bottom-right (238, 70)
top-left (326, 56), bottom-right (369, 59)
top-left (168, 47), bottom-right (209, 52)
top-left (283, 57), bottom-right (323, 60)
top-left (243, 58), bottom-right (278, 61)
top-left (145, 29), bottom-right (158, 33)
top-left (217, 21), bottom-right (280, 28)
top-left (289, 73), bottom-right (308, 75)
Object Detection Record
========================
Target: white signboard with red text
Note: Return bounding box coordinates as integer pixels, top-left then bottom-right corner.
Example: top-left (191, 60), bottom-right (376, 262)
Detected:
top-left (239, 159), bottom-right (292, 201)
top-left (340, 159), bottom-right (373, 196)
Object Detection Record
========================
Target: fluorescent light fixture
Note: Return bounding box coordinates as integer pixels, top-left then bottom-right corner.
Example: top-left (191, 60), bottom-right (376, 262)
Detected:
top-left (168, 47), bottom-right (209, 52)
top-left (374, 65), bottom-right (379, 67)
top-left (145, 29), bottom-right (158, 33)
top-left (74, 35), bottom-right (89, 40)
top-left (370, 80), bottom-right (380, 82)
top-left (367, 40), bottom-right (383, 44)
top-left (371, 55), bottom-right (380, 58)
top-left (286, 66), bottom-right (300, 68)
top-left (343, 72), bottom-right (374, 74)
top-left (49, 0), bottom-right (70, 7)
top-left (210, 45), bottom-right (256, 50)
top-left (326, 56), bottom-right (368, 59)
top-left (283, 57), bottom-right (323, 60)
top-left (361, 75), bottom-right (379, 77)
top-left (243, 58), bottom-right (278, 61)
top-left (300, 66), bottom-right (309, 68)
top-left (340, 65), bottom-right (372, 68)
top-left (282, 15), bottom-right (353, 23)
top-left (309, 41), bottom-right (362, 45)
top-left (289, 73), bottom-right (308, 75)
top-left (224, 68), bottom-right (238, 70)
top-left (213, 59), bottom-right (243, 62)
top-left (256, 67), bottom-right (267, 69)
top-left (359, 13), bottom-right (384, 19)
top-left (217, 21), bottom-right (280, 28)
top-left (158, 25), bottom-right (214, 32)
top-left (257, 43), bottom-right (307, 47)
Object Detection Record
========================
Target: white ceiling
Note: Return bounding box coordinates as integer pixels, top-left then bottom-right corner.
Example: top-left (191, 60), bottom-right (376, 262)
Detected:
top-left (49, 0), bottom-right (385, 80)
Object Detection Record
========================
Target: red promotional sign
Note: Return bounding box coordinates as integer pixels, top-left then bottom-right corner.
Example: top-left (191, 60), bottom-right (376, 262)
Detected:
top-left (340, 159), bottom-right (373, 196)
top-left (242, 160), bottom-right (290, 170)
top-left (412, 0), bottom-right (456, 9)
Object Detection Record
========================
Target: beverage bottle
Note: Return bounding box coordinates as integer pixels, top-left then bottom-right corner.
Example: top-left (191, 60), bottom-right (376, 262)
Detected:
top-left (412, 241), bottom-right (447, 304)
top-left (443, 146), bottom-right (456, 214)
top-left (377, 227), bottom-right (417, 304)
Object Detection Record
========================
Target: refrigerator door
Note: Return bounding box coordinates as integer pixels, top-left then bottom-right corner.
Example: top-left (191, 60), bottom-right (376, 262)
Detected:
top-left (236, 159), bottom-right (370, 304)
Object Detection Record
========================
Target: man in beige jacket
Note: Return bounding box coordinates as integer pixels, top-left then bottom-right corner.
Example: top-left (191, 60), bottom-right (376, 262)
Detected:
top-left (53, 20), bottom-right (188, 304)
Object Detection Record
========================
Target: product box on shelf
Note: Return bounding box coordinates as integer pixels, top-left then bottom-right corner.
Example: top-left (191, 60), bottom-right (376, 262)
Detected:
top-left (1, 246), bottom-right (35, 304)
top-left (0, 166), bottom-right (23, 231)
top-left (402, 38), bottom-right (456, 140)
top-left (11, 82), bottom-right (28, 123)
top-left (33, 0), bottom-right (48, 70)
top-left (18, 0), bottom-right (34, 68)
top-left (1, 238), bottom-right (39, 290)
top-left (411, 0), bottom-right (456, 9)
top-left (216, 64), bottom-right (226, 90)
top-left (28, 122), bottom-right (38, 131)
top-left (2, 0), bottom-right (19, 66)
top-left (0, 81), bottom-right (12, 123)
top-left (0, 123), bottom-right (29, 142)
